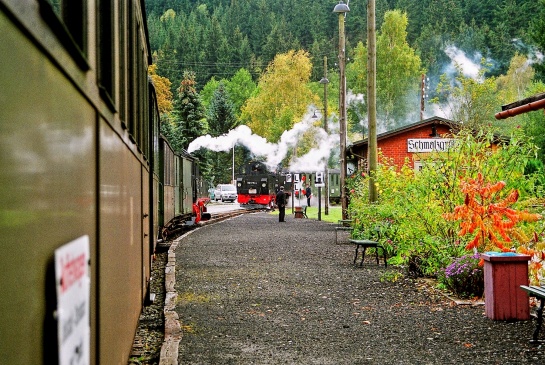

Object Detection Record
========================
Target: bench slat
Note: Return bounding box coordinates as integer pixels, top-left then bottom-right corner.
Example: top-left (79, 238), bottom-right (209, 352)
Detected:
top-left (520, 285), bottom-right (545, 344)
top-left (349, 239), bottom-right (378, 245)
top-left (520, 285), bottom-right (545, 298)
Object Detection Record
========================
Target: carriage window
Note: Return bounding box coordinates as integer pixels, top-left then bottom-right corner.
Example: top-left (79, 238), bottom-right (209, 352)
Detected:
top-left (98, 0), bottom-right (115, 110)
top-left (118, 0), bottom-right (127, 127)
top-left (39, 0), bottom-right (88, 70)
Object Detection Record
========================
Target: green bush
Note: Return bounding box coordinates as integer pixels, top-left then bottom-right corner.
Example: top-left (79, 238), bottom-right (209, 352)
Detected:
top-left (347, 128), bottom-right (541, 277)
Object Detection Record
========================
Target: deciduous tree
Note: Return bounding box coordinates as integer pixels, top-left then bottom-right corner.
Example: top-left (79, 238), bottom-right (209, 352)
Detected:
top-left (148, 64), bottom-right (173, 116)
top-left (241, 50), bottom-right (316, 142)
top-left (347, 10), bottom-right (422, 131)
top-left (432, 63), bottom-right (498, 131)
top-left (225, 68), bottom-right (257, 117)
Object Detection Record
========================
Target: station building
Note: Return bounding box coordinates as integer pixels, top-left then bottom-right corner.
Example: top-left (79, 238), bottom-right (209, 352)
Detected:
top-left (348, 116), bottom-right (462, 172)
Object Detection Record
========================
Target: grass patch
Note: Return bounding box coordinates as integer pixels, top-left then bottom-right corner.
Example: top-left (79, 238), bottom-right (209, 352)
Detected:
top-left (304, 205), bottom-right (342, 223)
top-left (270, 204), bottom-right (343, 223)
top-left (178, 292), bottom-right (211, 304)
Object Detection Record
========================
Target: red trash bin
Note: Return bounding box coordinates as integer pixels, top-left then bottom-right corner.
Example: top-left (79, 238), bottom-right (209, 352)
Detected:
top-left (481, 252), bottom-right (531, 321)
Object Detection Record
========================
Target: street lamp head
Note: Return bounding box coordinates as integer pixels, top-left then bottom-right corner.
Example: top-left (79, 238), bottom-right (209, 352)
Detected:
top-left (319, 77), bottom-right (330, 84)
top-left (333, 1), bottom-right (350, 13)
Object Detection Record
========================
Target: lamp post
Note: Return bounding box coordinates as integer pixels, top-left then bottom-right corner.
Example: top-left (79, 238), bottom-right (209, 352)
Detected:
top-left (232, 142), bottom-right (235, 184)
top-left (333, 0), bottom-right (349, 220)
top-left (320, 56), bottom-right (329, 216)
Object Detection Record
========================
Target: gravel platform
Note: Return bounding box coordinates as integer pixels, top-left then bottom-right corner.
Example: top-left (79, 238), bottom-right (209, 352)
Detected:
top-left (167, 212), bottom-right (545, 364)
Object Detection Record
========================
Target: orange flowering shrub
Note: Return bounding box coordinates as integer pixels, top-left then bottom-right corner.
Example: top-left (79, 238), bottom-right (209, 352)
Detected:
top-left (443, 173), bottom-right (545, 283)
top-left (518, 235), bottom-right (545, 285)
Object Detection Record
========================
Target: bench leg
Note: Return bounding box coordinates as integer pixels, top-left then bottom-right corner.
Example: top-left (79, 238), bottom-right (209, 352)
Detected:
top-left (353, 245), bottom-right (359, 264)
top-left (360, 246), bottom-right (367, 266)
top-left (531, 298), bottom-right (545, 344)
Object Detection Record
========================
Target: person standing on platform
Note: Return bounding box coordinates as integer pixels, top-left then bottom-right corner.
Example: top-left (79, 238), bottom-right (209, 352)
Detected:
top-left (305, 184), bottom-right (312, 207)
top-left (276, 186), bottom-right (286, 222)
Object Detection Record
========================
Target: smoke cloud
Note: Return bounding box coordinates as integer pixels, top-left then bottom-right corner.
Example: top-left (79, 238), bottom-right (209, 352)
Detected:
top-left (188, 108), bottom-right (339, 172)
top-left (512, 38), bottom-right (544, 66)
top-left (444, 45), bottom-right (483, 81)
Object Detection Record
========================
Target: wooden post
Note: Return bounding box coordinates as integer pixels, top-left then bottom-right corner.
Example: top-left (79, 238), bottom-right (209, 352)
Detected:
top-left (367, 0), bottom-right (378, 203)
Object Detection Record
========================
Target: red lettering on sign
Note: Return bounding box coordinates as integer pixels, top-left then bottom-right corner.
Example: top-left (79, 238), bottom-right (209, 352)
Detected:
top-left (60, 253), bottom-right (87, 293)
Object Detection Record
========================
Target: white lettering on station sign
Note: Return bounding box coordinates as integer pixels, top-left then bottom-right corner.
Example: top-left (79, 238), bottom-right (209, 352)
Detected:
top-left (55, 235), bottom-right (90, 365)
top-left (407, 138), bottom-right (456, 153)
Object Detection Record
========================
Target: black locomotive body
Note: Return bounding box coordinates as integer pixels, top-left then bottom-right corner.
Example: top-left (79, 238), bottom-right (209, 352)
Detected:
top-left (236, 161), bottom-right (292, 208)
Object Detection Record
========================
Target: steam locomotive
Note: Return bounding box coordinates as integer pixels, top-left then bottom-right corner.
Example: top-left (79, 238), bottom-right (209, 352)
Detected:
top-left (235, 161), bottom-right (342, 208)
top-left (0, 1), bottom-right (208, 363)
top-left (235, 161), bottom-right (292, 208)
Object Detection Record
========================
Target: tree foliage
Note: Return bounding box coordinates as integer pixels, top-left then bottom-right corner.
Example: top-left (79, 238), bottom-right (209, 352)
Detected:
top-left (376, 10), bottom-right (422, 128)
top-left (149, 64), bottom-right (173, 115)
top-left (443, 173), bottom-right (540, 252)
top-left (529, 0), bottom-right (545, 82)
top-left (225, 68), bottom-right (257, 117)
top-left (496, 54), bottom-right (535, 105)
top-left (146, 0), bottom-right (543, 91)
top-left (241, 50), bottom-right (316, 142)
top-left (347, 10), bottom-right (422, 131)
top-left (432, 63), bottom-right (499, 131)
top-left (164, 71), bottom-right (208, 152)
top-left (522, 81), bottom-right (545, 163)
top-left (207, 82), bottom-right (239, 137)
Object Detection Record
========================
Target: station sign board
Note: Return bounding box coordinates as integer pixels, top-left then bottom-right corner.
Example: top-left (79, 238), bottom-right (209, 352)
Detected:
top-left (407, 138), bottom-right (455, 153)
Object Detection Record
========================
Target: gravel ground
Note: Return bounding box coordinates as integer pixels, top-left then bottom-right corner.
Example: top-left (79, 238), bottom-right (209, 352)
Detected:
top-left (132, 211), bottom-right (545, 364)
top-left (128, 247), bottom-right (168, 365)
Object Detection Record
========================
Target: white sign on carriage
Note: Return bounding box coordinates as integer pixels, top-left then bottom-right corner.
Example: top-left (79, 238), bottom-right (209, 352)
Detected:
top-left (55, 235), bottom-right (91, 365)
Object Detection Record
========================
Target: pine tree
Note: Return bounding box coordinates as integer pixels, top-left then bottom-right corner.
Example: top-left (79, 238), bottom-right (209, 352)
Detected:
top-left (208, 82), bottom-right (239, 136)
top-left (171, 71), bottom-right (208, 151)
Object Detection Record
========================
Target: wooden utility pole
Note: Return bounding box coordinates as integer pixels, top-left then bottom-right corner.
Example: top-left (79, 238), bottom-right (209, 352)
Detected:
top-left (335, 2), bottom-right (349, 220)
top-left (367, 0), bottom-right (378, 203)
top-left (322, 56), bottom-right (329, 215)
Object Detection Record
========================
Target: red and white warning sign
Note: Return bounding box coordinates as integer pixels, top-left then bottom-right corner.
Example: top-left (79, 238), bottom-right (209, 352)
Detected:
top-left (55, 235), bottom-right (90, 365)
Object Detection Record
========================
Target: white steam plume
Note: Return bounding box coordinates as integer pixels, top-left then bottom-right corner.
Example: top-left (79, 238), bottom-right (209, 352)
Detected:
top-left (188, 108), bottom-right (339, 172)
top-left (431, 45), bottom-right (491, 120)
top-left (444, 45), bottom-right (482, 80)
top-left (512, 38), bottom-right (544, 66)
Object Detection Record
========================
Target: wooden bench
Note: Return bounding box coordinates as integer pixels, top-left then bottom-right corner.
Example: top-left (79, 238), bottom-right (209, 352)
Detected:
top-left (520, 285), bottom-right (545, 343)
top-left (335, 219), bottom-right (353, 244)
top-left (335, 227), bottom-right (352, 244)
top-left (349, 239), bottom-right (387, 267)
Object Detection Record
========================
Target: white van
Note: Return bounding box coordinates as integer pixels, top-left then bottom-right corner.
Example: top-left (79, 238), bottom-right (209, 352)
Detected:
top-left (214, 184), bottom-right (238, 202)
